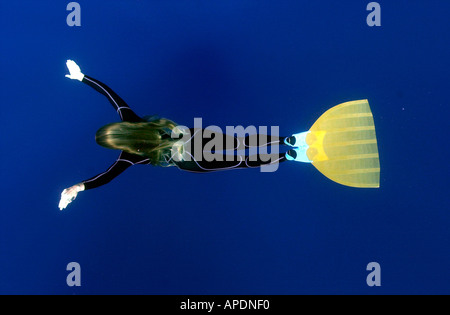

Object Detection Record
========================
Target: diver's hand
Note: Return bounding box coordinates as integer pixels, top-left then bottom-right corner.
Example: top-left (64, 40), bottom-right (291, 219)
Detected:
top-left (59, 183), bottom-right (85, 211)
top-left (65, 60), bottom-right (85, 81)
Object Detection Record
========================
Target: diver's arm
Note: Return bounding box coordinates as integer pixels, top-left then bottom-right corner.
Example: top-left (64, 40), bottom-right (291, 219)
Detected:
top-left (58, 158), bottom-right (132, 211)
top-left (65, 59), bottom-right (128, 108)
top-left (65, 60), bottom-right (142, 122)
top-left (82, 159), bottom-right (133, 191)
top-left (58, 152), bottom-right (149, 210)
top-left (81, 151), bottom-right (151, 190)
top-left (81, 75), bottom-right (130, 111)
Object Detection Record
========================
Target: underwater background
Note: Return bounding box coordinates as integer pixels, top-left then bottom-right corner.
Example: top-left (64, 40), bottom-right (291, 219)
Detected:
top-left (1, 1), bottom-right (449, 294)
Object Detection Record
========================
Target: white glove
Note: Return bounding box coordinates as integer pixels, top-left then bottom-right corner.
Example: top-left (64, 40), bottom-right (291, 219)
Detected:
top-left (65, 60), bottom-right (85, 81)
top-left (59, 183), bottom-right (85, 211)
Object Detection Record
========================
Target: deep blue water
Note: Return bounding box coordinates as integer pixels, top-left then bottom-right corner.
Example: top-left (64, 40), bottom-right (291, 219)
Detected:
top-left (1, 1), bottom-right (449, 294)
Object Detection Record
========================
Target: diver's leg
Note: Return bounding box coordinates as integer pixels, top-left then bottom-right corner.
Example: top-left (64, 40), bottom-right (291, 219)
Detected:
top-left (175, 153), bottom-right (287, 173)
top-left (243, 153), bottom-right (287, 168)
top-left (243, 134), bottom-right (290, 148)
top-left (201, 129), bottom-right (289, 151)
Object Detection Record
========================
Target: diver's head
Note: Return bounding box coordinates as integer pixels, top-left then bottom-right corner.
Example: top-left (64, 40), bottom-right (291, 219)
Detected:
top-left (95, 119), bottom-right (178, 166)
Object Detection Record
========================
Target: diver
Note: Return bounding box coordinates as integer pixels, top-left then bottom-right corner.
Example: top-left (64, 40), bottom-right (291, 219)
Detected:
top-left (59, 60), bottom-right (380, 210)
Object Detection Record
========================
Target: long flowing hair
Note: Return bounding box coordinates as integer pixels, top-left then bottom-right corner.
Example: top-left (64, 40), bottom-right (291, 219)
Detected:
top-left (95, 118), bottom-right (178, 166)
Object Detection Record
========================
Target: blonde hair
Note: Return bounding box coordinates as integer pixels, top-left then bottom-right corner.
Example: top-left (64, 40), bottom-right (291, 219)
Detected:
top-left (95, 118), bottom-right (178, 166)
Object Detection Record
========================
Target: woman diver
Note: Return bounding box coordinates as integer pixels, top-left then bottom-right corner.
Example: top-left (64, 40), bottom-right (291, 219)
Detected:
top-left (59, 60), bottom-right (305, 210)
top-left (59, 60), bottom-right (380, 210)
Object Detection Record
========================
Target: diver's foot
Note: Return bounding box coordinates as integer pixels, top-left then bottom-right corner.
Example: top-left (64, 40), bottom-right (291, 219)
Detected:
top-left (284, 131), bottom-right (309, 148)
top-left (284, 136), bottom-right (297, 146)
top-left (285, 148), bottom-right (311, 163)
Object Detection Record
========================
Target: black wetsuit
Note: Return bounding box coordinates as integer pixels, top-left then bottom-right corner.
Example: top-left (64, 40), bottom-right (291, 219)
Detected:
top-left (80, 76), bottom-right (289, 190)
